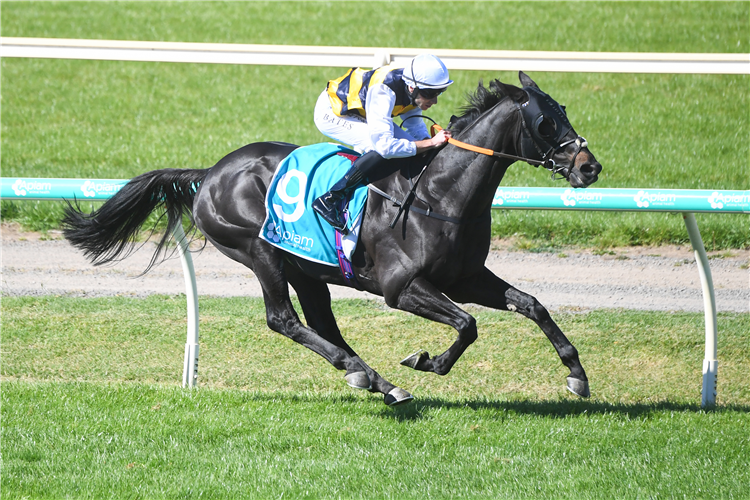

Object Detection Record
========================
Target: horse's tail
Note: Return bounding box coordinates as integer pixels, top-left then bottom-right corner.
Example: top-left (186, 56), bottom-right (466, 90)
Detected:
top-left (62, 168), bottom-right (209, 273)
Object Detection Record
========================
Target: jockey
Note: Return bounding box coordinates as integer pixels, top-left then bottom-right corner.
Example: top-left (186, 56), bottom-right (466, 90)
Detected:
top-left (312, 53), bottom-right (454, 232)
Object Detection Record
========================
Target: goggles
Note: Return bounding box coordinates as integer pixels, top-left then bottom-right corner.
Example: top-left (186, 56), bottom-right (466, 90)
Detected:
top-left (418, 87), bottom-right (447, 99)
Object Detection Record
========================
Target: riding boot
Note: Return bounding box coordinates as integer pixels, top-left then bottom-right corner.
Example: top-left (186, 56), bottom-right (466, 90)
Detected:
top-left (312, 151), bottom-right (385, 233)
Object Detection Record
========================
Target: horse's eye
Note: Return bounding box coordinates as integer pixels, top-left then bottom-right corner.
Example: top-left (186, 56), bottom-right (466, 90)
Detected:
top-left (538, 117), bottom-right (557, 138)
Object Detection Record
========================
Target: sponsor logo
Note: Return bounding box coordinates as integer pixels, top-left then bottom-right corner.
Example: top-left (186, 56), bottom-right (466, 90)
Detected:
top-left (493, 189), bottom-right (531, 206)
top-left (707, 191), bottom-right (750, 210)
top-left (11, 179), bottom-right (53, 197)
top-left (80, 180), bottom-right (123, 198)
top-left (633, 190), bottom-right (677, 208)
top-left (561, 189), bottom-right (603, 207)
top-left (265, 221), bottom-right (314, 252)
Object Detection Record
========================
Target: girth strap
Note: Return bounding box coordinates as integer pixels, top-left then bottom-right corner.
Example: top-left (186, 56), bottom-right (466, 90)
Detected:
top-left (367, 184), bottom-right (466, 225)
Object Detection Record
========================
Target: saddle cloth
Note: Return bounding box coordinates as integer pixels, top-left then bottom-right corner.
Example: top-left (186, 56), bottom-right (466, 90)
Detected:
top-left (260, 143), bottom-right (368, 266)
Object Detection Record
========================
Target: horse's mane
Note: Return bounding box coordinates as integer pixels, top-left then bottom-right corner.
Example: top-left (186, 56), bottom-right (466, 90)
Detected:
top-left (448, 79), bottom-right (517, 133)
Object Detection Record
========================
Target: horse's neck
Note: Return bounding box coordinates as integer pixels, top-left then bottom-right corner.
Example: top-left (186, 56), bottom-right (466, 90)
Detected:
top-left (426, 100), bottom-right (519, 217)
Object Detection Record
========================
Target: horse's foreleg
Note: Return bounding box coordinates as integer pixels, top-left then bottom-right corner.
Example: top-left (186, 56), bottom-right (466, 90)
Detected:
top-left (446, 267), bottom-right (589, 397)
top-left (286, 266), bottom-right (412, 406)
top-left (392, 277), bottom-right (478, 376)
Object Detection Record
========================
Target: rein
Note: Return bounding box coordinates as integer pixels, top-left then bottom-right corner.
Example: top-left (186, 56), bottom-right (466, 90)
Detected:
top-left (377, 94), bottom-right (588, 229)
top-left (431, 122), bottom-right (588, 181)
top-left (432, 124), bottom-right (549, 167)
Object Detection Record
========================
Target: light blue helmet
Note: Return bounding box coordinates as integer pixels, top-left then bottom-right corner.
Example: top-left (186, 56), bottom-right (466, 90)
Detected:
top-left (402, 54), bottom-right (454, 89)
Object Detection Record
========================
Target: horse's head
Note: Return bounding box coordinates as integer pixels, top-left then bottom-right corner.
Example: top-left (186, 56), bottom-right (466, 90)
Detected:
top-left (453, 72), bottom-right (602, 188)
top-left (506, 72), bottom-right (602, 188)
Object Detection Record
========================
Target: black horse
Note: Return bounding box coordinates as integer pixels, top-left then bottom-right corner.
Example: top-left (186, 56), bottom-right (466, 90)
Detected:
top-left (63, 72), bottom-right (602, 405)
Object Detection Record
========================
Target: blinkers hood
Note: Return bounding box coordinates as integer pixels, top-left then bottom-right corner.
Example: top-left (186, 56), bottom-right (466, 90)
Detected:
top-left (518, 86), bottom-right (574, 162)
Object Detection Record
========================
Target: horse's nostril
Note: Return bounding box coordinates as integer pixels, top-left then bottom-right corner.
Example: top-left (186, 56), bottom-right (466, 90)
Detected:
top-left (580, 163), bottom-right (601, 176)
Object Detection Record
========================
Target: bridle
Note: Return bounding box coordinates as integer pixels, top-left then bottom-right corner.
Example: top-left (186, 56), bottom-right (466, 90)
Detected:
top-left (377, 86), bottom-right (589, 229)
top-left (432, 87), bottom-right (589, 181)
top-left (436, 125), bottom-right (586, 178)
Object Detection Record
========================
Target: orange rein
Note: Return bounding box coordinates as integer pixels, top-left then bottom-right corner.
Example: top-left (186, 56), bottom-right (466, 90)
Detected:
top-left (430, 124), bottom-right (496, 157)
top-left (429, 123), bottom-right (552, 169)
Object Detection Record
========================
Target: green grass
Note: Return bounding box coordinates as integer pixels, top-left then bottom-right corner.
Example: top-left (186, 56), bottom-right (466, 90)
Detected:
top-left (4, 296), bottom-right (750, 404)
top-left (1, 1), bottom-right (749, 249)
top-left (2, 296), bottom-right (750, 498)
top-left (4, 382), bottom-right (749, 499)
top-left (2, 1), bottom-right (747, 52)
top-left (490, 210), bottom-right (749, 250)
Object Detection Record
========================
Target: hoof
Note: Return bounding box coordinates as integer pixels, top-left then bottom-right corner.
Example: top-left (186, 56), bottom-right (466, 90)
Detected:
top-left (384, 387), bottom-right (414, 406)
top-left (566, 377), bottom-right (590, 398)
top-left (344, 371), bottom-right (372, 390)
top-left (400, 349), bottom-right (429, 369)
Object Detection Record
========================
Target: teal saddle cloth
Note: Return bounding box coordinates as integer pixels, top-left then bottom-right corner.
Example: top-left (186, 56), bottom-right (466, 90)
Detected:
top-left (260, 143), bottom-right (368, 266)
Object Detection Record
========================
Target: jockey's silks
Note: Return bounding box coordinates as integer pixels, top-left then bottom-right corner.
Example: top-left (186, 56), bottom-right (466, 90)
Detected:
top-left (326, 66), bottom-right (417, 118)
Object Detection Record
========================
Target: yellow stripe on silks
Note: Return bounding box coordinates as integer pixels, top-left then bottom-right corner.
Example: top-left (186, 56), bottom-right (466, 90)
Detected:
top-left (346, 68), bottom-right (366, 113)
top-left (368, 66), bottom-right (391, 87)
top-left (326, 68), bottom-right (354, 116)
top-left (370, 66), bottom-right (416, 117)
top-left (392, 103), bottom-right (416, 116)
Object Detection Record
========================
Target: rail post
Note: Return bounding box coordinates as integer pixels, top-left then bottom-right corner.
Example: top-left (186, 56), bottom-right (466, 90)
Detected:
top-left (172, 222), bottom-right (200, 388)
top-left (683, 213), bottom-right (718, 407)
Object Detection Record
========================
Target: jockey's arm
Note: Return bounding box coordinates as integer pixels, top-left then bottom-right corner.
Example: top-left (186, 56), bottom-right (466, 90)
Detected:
top-left (413, 131), bottom-right (451, 154)
top-left (365, 84), bottom-right (450, 158)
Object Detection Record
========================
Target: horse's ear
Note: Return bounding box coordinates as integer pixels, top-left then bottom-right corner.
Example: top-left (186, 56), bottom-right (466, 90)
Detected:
top-left (519, 71), bottom-right (539, 89)
top-left (493, 79), bottom-right (527, 103)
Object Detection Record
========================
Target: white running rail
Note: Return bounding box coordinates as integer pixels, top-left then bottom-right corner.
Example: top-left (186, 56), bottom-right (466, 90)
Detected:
top-left (2, 37), bottom-right (749, 74)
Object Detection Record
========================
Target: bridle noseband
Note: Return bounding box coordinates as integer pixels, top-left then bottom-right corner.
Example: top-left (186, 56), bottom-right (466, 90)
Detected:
top-left (534, 134), bottom-right (588, 181)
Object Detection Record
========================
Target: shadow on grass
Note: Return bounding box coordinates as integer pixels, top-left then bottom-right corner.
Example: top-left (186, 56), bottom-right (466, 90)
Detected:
top-left (381, 397), bottom-right (750, 422)
top-left (212, 388), bottom-right (750, 420)
top-left (173, 388), bottom-right (747, 418)
top-left (9, 382), bottom-right (748, 422)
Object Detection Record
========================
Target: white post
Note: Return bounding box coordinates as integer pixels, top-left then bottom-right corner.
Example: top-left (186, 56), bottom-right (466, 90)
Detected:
top-left (172, 222), bottom-right (200, 388)
top-left (373, 50), bottom-right (390, 68)
top-left (683, 213), bottom-right (718, 407)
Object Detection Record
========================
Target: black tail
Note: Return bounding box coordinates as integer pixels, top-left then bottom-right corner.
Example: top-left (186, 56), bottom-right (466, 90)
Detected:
top-left (62, 168), bottom-right (209, 273)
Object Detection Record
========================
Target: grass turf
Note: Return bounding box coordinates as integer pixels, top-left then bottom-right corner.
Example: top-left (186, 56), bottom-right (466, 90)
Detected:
top-left (2, 295), bottom-right (749, 498)
top-left (4, 296), bottom-right (749, 403)
top-left (4, 381), bottom-right (749, 499)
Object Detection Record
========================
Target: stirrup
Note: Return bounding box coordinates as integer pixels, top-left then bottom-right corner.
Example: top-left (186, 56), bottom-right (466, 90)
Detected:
top-left (312, 195), bottom-right (348, 234)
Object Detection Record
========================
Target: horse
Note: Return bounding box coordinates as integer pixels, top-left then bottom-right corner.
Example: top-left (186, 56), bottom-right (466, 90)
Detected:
top-left (63, 72), bottom-right (602, 406)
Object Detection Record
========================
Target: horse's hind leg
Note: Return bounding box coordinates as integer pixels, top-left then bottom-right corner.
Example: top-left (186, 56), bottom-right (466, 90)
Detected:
top-left (206, 237), bottom-right (369, 385)
top-left (446, 267), bottom-right (590, 398)
top-left (286, 266), bottom-right (413, 406)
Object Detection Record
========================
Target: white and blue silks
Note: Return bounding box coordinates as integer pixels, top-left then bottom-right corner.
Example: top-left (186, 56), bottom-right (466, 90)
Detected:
top-left (260, 143), bottom-right (368, 266)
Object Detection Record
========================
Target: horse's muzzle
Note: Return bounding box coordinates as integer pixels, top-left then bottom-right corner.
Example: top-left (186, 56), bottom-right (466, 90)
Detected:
top-left (569, 158), bottom-right (602, 188)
